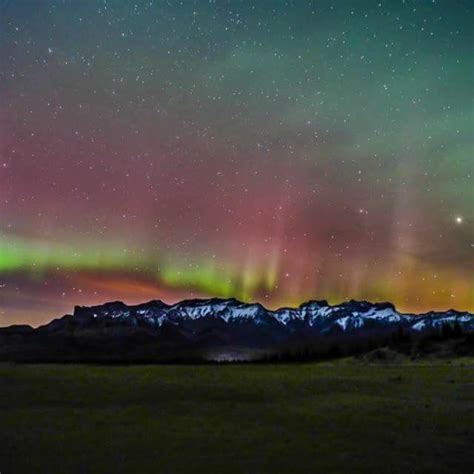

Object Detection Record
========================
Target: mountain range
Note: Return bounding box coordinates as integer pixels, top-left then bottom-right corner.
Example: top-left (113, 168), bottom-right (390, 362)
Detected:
top-left (1, 298), bottom-right (473, 362)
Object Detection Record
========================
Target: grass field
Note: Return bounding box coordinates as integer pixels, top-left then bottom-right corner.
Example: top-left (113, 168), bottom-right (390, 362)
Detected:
top-left (0, 361), bottom-right (472, 473)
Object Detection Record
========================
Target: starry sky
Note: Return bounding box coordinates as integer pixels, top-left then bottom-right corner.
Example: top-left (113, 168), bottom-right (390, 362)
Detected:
top-left (1, 0), bottom-right (473, 327)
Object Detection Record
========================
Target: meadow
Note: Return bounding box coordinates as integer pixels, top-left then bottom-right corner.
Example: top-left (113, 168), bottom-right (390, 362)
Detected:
top-left (0, 360), bottom-right (472, 473)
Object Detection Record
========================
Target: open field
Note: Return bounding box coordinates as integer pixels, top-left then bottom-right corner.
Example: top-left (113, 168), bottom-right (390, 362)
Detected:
top-left (0, 361), bottom-right (472, 474)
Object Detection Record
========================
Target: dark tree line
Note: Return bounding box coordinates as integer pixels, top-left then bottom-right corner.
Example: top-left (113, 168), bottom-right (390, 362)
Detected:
top-left (258, 321), bottom-right (469, 363)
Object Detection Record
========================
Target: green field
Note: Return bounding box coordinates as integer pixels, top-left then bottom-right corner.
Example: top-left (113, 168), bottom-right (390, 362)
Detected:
top-left (0, 361), bottom-right (472, 473)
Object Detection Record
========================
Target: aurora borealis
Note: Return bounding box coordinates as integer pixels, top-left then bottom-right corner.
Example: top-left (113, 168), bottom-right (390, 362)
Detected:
top-left (0, 1), bottom-right (473, 326)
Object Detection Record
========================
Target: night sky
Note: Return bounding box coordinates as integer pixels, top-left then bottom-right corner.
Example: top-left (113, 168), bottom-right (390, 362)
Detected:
top-left (1, 0), bottom-right (473, 327)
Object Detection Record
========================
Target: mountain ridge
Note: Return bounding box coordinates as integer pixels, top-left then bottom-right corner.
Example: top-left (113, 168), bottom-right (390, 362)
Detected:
top-left (67, 297), bottom-right (472, 328)
top-left (1, 297), bottom-right (472, 362)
